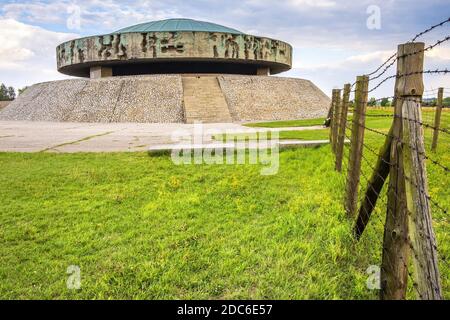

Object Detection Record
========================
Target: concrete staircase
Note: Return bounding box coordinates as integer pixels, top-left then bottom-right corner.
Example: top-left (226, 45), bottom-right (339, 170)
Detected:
top-left (182, 76), bottom-right (233, 123)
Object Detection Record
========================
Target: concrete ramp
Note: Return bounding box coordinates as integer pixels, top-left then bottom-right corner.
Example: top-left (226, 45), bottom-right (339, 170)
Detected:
top-left (182, 76), bottom-right (232, 124)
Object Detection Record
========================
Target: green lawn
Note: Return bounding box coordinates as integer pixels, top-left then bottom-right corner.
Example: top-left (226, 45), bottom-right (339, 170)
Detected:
top-left (214, 130), bottom-right (331, 142)
top-left (0, 110), bottom-right (448, 300)
top-left (241, 108), bottom-right (395, 129)
top-left (244, 118), bottom-right (326, 128)
top-left (279, 130), bottom-right (330, 141)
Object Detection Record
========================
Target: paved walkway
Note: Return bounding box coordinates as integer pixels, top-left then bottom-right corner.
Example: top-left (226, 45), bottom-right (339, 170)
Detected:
top-left (0, 121), bottom-right (328, 153)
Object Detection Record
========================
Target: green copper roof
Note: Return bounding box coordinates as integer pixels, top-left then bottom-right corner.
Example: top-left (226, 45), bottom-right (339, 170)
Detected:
top-left (115, 18), bottom-right (244, 35)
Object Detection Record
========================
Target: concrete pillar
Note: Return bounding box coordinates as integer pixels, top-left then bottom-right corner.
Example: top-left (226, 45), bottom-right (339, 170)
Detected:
top-left (256, 67), bottom-right (270, 76)
top-left (90, 66), bottom-right (113, 79)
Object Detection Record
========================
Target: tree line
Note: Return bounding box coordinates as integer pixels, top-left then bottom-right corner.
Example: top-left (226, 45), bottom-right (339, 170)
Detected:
top-left (0, 83), bottom-right (16, 101)
top-left (366, 96), bottom-right (450, 107)
top-left (0, 83), bottom-right (29, 101)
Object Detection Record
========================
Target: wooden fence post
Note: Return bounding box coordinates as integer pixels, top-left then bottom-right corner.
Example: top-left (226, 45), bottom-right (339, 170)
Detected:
top-left (325, 91), bottom-right (335, 127)
top-left (431, 87), bottom-right (444, 152)
top-left (397, 42), bottom-right (442, 300)
top-left (332, 89), bottom-right (342, 154)
top-left (328, 90), bottom-right (335, 139)
top-left (329, 89), bottom-right (340, 153)
top-left (336, 84), bottom-right (351, 172)
top-left (380, 48), bottom-right (408, 299)
top-left (345, 76), bottom-right (368, 216)
top-left (354, 125), bottom-right (393, 240)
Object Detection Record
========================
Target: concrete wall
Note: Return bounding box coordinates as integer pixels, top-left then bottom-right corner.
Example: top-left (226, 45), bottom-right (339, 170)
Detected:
top-left (0, 75), bottom-right (330, 123)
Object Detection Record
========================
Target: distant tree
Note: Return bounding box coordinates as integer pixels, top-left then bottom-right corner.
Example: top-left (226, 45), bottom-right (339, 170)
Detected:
top-left (429, 99), bottom-right (437, 107)
top-left (443, 97), bottom-right (450, 107)
top-left (0, 83), bottom-right (7, 101)
top-left (380, 98), bottom-right (390, 107)
top-left (18, 86), bottom-right (29, 95)
top-left (0, 83), bottom-right (16, 100)
top-left (421, 98), bottom-right (437, 107)
top-left (7, 87), bottom-right (16, 100)
top-left (368, 97), bottom-right (377, 107)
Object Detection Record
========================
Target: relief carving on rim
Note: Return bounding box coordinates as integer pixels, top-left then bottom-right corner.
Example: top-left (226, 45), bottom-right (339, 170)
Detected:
top-left (57, 31), bottom-right (291, 69)
top-left (98, 34), bottom-right (127, 60)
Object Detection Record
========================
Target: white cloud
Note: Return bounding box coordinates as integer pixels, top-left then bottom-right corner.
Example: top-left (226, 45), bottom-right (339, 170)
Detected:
top-left (295, 50), bottom-right (396, 73)
top-left (1, 0), bottom-right (180, 33)
top-left (425, 46), bottom-right (450, 61)
top-left (287, 45), bottom-right (450, 98)
top-left (1, 1), bottom-right (67, 24)
top-left (0, 19), bottom-right (76, 87)
top-left (245, 0), bottom-right (338, 10)
top-left (346, 50), bottom-right (396, 64)
top-left (288, 0), bottom-right (337, 8)
top-left (0, 18), bottom-right (76, 65)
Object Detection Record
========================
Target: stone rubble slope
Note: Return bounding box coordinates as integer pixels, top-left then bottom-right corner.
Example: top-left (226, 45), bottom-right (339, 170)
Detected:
top-left (0, 75), bottom-right (184, 123)
top-left (0, 75), bottom-right (330, 123)
top-left (218, 75), bottom-right (330, 122)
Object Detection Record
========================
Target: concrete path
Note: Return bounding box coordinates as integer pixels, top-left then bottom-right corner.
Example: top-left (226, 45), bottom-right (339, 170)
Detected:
top-left (0, 121), bottom-right (329, 153)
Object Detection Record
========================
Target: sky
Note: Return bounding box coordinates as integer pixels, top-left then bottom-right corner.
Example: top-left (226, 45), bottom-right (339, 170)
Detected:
top-left (0, 0), bottom-right (449, 99)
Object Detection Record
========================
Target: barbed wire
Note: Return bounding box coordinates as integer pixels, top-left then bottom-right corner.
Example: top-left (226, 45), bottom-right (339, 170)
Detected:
top-left (410, 17), bottom-right (450, 42)
top-left (366, 53), bottom-right (398, 77)
top-left (367, 69), bottom-right (450, 94)
top-left (344, 109), bottom-right (449, 215)
top-left (344, 122), bottom-right (449, 279)
top-left (368, 35), bottom-right (450, 82)
top-left (348, 16), bottom-right (449, 93)
top-left (344, 123), bottom-right (449, 255)
top-left (346, 113), bottom-right (450, 173)
top-left (396, 115), bottom-right (450, 135)
top-left (350, 141), bottom-right (445, 297)
top-left (331, 17), bottom-right (449, 300)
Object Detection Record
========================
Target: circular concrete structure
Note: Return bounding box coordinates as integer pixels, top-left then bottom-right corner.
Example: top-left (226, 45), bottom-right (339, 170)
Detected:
top-left (56, 18), bottom-right (293, 77)
top-left (1, 18), bottom-right (331, 124)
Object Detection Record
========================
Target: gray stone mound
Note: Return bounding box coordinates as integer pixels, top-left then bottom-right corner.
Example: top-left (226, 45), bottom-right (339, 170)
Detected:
top-left (0, 75), bottom-right (184, 123)
top-left (0, 74), bottom-right (330, 123)
top-left (219, 75), bottom-right (330, 122)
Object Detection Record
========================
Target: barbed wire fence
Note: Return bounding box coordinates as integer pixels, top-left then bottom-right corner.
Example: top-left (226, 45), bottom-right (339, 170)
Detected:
top-left (327, 17), bottom-right (449, 300)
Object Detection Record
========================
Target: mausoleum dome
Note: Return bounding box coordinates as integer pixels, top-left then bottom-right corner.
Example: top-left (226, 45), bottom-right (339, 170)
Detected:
top-left (56, 18), bottom-right (292, 78)
top-left (115, 18), bottom-right (244, 35)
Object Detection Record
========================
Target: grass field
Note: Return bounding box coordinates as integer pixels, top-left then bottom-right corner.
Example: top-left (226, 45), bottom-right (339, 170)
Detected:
top-left (0, 109), bottom-right (448, 300)
top-left (244, 118), bottom-right (326, 128)
top-left (214, 129), bottom-right (331, 141)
